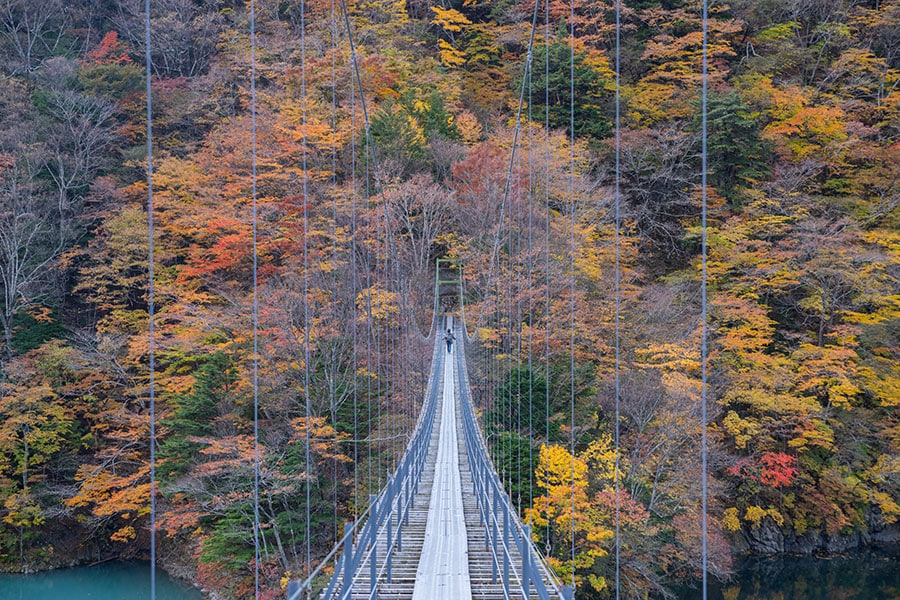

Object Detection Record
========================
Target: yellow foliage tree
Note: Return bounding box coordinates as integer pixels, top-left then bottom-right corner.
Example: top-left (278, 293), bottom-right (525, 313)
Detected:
top-left (430, 6), bottom-right (472, 68)
top-left (526, 444), bottom-right (613, 593)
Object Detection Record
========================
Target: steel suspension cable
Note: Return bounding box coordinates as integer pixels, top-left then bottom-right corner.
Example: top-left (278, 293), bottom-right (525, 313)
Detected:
top-left (614, 0), bottom-right (622, 597)
top-left (301, 0), bottom-right (312, 579)
top-left (569, 0), bottom-right (576, 589)
top-left (143, 1), bottom-right (156, 597)
top-left (336, 0), bottom-right (413, 488)
top-left (366, 241), bottom-right (373, 493)
top-left (543, 0), bottom-right (551, 550)
top-left (330, 0), bottom-right (340, 545)
top-left (515, 130), bottom-right (523, 512)
top-left (249, 1), bottom-right (261, 597)
top-left (503, 224), bottom-right (509, 491)
top-left (701, 0), bottom-right (710, 596)
top-left (375, 219), bottom-right (383, 488)
top-left (350, 47), bottom-right (360, 517)
top-left (475, 0), bottom-right (542, 332)
top-left (337, 0), bottom-right (409, 329)
top-left (361, 84), bottom-right (373, 493)
top-left (527, 58), bottom-right (535, 515)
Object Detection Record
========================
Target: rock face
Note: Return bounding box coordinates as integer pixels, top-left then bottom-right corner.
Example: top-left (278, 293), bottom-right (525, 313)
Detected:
top-left (746, 522), bottom-right (784, 554)
top-left (742, 510), bottom-right (900, 556)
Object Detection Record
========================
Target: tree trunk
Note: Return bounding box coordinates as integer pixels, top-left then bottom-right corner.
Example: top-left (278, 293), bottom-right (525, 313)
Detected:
top-left (267, 494), bottom-right (290, 571)
top-left (818, 292), bottom-right (828, 347)
top-left (18, 525), bottom-right (24, 569)
top-left (2, 312), bottom-right (13, 360)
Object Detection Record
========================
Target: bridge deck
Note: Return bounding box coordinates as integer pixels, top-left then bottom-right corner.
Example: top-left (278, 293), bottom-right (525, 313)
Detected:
top-left (342, 329), bottom-right (563, 600)
top-left (412, 342), bottom-right (471, 599)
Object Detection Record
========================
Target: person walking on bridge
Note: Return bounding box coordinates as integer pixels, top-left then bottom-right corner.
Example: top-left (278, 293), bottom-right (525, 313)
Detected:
top-left (444, 328), bottom-right (455, 353)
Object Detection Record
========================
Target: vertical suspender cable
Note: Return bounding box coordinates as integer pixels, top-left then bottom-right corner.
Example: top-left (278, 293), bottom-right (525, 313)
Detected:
top-left (380, 245), bottom-right (387, 478)
top-left (350, 59), bottom-right (360, 517)
top-left (516, 139), bottom-right (522, 514)
top-left (301, 0), bottom-right (313, 579)
top-left (509, 210), bottom-right (515, 498)
top-left (543, 0), bottom-right (551, 548)
top-left (502, 220), bottom-right (508, 490)
top-left (249, 1), bottom-right (261, 597)
top-left (475, 0), bottom-right (541, 332)
top-left (482, 0), bottom-right (542, 493)
top-left (527, 60), bottom-right (534, 514)
top-left (375, 203), bottom-right (382, 487)
top-left (366, 259), bottom-right (373, 492)
top-left (337, 0), bottom-right (408, 491)
top-left (700, 0), bottom-right (710, 596)
top-left (144, 2), bottom-right (156, 598)
top-left (569, 0), bottom-right (577, 589)
top-left (330, 0), bottom-right (339, 544)
top-left (614, 0), bottom-right (622, 597)
top-left (507, 178), bottom-right (512, 496)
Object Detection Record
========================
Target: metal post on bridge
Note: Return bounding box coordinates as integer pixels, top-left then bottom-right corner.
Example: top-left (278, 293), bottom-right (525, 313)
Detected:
top-left (489, 484), bottom-right (498, 553)
top-left (474, 444), bottom-right (484, 527)
top-left (503, 500), bottom-right (510, 598)
top-left (342, 522), bottom-right (353, 595)
top-left (369, 494), bottom-right (378, 600)
top-left (395, 472), bottom-right (402, 528)
top-left (286, 580), bottom-right (300, 600)
top-left (386, 517), bottom-right (393, 584)
top-left (397, 475), bottom-right (404, 551)
top-left (491, 498), bottom-right (498, 583)
top-left (404, 475), bottom-right (411, 526)
top-left (521, 524), bottom-right (531, 599)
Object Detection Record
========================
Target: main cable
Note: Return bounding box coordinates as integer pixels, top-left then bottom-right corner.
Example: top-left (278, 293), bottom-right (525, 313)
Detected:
top-left (144, 1), bottom-right (156, 597)
top-left (337, 0), bottom-right (408, 329)
top-left (476, 0), bottom-right (543, 332)
top-left (337, 3), bottom-right (413, 484)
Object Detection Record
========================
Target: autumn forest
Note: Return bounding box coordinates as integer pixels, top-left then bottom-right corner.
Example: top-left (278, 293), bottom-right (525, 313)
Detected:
top-left (0, 0), bottom-right (897, 598)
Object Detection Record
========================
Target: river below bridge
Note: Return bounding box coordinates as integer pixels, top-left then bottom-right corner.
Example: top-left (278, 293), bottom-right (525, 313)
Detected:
top-left (0, 548), bottom-right (897, 599)
top-left (0, 560), bottom-right (204, 599)
top-left (686, 545), bottom-right (900, 599)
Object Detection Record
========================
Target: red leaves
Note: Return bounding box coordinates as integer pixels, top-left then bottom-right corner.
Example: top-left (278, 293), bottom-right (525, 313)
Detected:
top-left (726, 452), bottom-right (798, 489)
top-left (85, 31), bottom-right (132, 66)
top-left (179, 217), bottom-right (252, 281)
top-left (758, 452), bottom-right (800, 488)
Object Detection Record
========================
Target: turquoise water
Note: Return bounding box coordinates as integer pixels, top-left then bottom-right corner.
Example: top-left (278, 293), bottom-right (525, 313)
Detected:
top-left (1, 551), bottom-right (898, 599)
top-left (684, 547), bottom-right (900, 599)
top-left (0, 561), bottom-right (204, 600)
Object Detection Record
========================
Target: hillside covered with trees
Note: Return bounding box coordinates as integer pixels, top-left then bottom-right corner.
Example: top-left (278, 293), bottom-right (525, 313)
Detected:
top-left (0, 0), bottom-right (897, 598)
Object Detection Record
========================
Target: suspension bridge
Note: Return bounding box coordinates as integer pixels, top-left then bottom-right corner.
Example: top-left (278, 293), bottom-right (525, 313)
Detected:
top-left (287, 316), bottom-right (569, 599)
top-left (137, 0), bottom-right (717, 595)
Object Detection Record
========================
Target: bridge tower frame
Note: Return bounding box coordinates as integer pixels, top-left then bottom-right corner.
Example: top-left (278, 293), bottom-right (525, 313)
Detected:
top-left (434, 257), bottom-right (464, 317)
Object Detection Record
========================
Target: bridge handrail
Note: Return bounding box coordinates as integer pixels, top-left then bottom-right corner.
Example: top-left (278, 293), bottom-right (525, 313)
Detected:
top-left (347, 321), bottom-right (447, 599)
top-left (456, 328), bottom-right (571, 600)
top-left (287, 322), bottom-right (445, 600)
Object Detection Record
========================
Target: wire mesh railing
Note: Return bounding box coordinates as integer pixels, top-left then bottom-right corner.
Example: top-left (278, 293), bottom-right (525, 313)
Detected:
top-left (286, 325), bottom-right (443, 600)
top-left (286, 315), bottom-right (572, 599)
top-left (457, 325), bottom-right (571, 600)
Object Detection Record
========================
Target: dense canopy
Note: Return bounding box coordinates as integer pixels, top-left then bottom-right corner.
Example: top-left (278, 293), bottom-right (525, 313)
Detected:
top-left (0, 0), bottom-right (897, 598)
